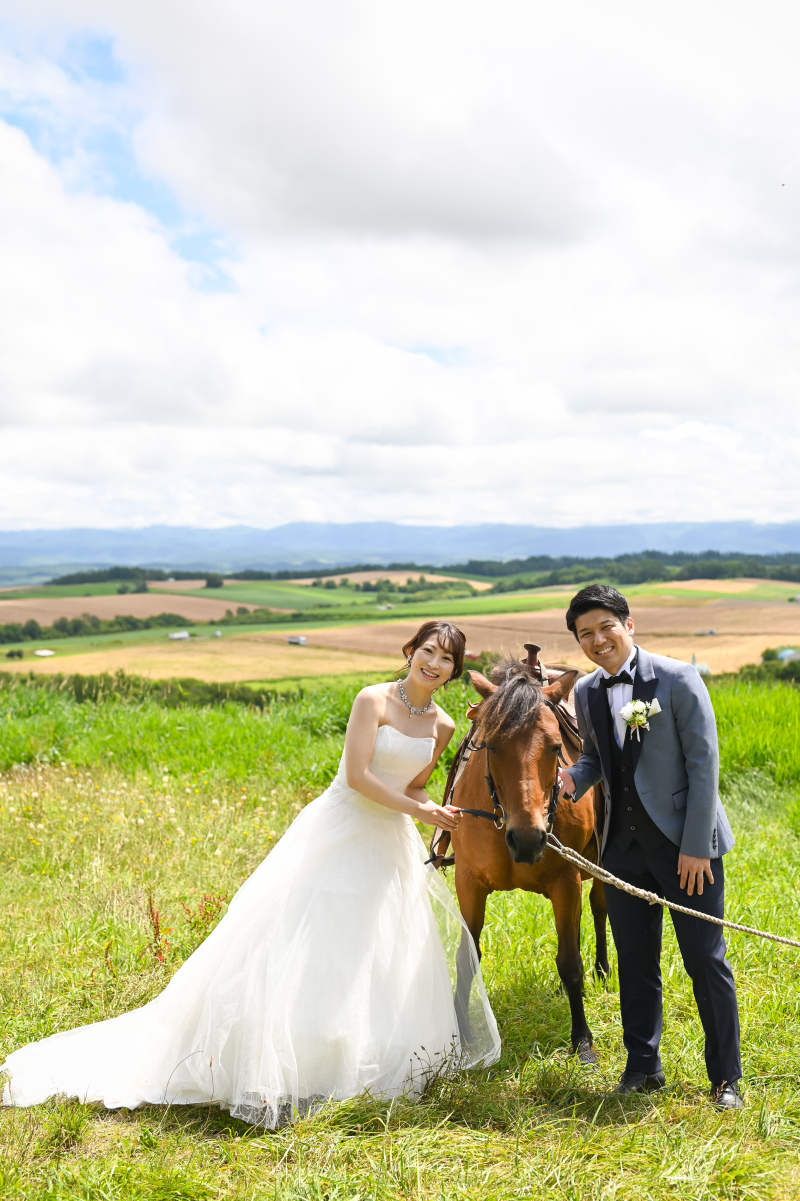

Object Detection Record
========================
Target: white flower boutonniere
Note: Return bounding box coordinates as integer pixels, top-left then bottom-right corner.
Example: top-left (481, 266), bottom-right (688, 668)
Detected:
top-left (619, 697), bottom-right (662, 741)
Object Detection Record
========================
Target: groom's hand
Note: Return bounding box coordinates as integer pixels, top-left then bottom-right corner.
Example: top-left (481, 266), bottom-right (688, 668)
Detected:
top-left (678, 854), bottom-right (714, 896)
top-left (558, 768), bottom-right (576, 801)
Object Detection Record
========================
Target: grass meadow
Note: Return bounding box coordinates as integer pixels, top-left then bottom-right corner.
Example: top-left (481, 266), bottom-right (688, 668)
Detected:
top-left (1, 674), bottom-right (800, 1199)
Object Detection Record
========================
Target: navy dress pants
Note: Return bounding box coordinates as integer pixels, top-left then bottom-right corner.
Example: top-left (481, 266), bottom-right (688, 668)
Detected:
top-left (603, 839), bottom-right (742, 1086)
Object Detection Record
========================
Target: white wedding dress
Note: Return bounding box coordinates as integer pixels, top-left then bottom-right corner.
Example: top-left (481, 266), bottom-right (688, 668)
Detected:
top-left (2, 725), bottom-right (500, 1126)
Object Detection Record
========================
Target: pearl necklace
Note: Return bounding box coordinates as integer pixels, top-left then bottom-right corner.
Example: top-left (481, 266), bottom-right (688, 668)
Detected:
top-left (398, 678), bottom-right (433, 718)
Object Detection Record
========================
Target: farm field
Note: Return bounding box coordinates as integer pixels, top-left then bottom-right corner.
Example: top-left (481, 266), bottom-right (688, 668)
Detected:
top-left (1, 634), bottom-right (403, 683)
top-left (0, 593), bottom-right (258, 626)
top-left (0, 583), bottom-right (139, 599)
top-left (1, 674), bottom-right (799, 1199)
top-left (245, 595), bottom-right (800, 677)
top-left (0, 571), bottom-right (483, 627)
top-left (167, 580), bottom-right (377, 610)
top-left (151, 572), bottom-right (489, 611)
top-left (287, 569), bottom-right (495, 589)
top-left (3, 579), bottom-right (800, 681)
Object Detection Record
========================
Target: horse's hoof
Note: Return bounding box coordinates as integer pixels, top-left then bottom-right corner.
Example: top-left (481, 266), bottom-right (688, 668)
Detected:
top-left (573, 1038), bottom-right (598, 1065)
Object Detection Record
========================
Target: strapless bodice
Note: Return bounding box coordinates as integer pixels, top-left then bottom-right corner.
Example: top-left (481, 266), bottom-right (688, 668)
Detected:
top-left (332, 724), bottom-right (435, 795)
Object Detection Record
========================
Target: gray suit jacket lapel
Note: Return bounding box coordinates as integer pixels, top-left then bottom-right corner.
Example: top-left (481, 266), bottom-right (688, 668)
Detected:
top-left (631, 645), bottom-right (659, 772)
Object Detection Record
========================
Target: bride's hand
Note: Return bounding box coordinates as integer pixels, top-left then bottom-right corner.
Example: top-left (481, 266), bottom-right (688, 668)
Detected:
top-left (419, 800), bottom-right (461, 831)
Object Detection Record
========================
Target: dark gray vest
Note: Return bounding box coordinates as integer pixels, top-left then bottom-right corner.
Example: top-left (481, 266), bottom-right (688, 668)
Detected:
top-left (605, 702), bottom-right (666, 853)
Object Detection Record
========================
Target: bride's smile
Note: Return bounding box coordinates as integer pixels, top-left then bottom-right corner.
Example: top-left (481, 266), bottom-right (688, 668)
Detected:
top-left (407, 637), bottom-right (455, 694)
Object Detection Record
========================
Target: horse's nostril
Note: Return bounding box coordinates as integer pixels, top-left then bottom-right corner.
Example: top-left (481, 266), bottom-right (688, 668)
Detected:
top-left (506, 825), bottom-right (547, 864)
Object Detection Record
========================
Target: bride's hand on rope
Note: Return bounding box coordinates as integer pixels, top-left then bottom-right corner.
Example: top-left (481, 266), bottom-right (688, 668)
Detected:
top-left (419, 800), bottom-right (462, 831)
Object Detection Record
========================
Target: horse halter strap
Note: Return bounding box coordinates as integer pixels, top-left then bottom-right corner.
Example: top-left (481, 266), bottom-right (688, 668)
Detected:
top-left (444, 723), bottom-right (507, 830)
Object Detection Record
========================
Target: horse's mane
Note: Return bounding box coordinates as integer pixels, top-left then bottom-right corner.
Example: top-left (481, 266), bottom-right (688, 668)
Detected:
top-left (480, 659), bottom-right (544, 742)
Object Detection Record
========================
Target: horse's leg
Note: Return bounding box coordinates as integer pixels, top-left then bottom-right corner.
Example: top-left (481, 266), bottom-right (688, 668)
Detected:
top-left (453, 868), bottom-right (489, 1045)
top-left (589, 878), bottom-right (610, 980)
top-left (549, 871), bottom-right (597, 1064)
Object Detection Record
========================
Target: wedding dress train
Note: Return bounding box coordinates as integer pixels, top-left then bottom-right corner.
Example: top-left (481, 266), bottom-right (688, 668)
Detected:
top-left (2, 725), bottom-right (500, 1126)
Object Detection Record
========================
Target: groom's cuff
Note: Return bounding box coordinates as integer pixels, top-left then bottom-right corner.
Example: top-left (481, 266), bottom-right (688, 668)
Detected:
top-left (679, 824), bottom-right (717, 860)
top-left (567, 770), bottom-right (598, 802)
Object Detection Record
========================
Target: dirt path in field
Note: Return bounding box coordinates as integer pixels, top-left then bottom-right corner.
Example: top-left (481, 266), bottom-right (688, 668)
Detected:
top-left (0, 594), bottom-right (257, 624)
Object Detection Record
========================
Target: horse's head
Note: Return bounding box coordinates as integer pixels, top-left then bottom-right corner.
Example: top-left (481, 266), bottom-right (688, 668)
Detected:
top-left (466, 661), bottom-right (578, 865)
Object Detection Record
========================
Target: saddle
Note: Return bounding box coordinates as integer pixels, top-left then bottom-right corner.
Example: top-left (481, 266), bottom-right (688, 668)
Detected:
top-left (427, 643), bottom-right (588, 871)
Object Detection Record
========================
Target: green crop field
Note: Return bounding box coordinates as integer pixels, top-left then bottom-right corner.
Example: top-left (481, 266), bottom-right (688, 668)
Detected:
top-left (152, 581), bottom-right (379, 610)
top-left (1, 624), bottom-right (232, 660)
top-left (2, 584), bottom-right (143, 600)
top-left (1, 674), bottom-right (799, 1199)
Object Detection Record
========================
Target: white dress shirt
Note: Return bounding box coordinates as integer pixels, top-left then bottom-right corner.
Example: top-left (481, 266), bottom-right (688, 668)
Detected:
top-left (601, 646), bottom-right (637, 749)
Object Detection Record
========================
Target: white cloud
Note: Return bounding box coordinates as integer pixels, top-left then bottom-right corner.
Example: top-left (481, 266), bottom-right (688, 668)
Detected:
top-left (0, 0), bottom-right (799, 531)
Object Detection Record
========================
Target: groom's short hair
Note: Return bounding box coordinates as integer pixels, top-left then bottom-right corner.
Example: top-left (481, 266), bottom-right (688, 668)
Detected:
top-left (566, 584), bottom-right (630, 638)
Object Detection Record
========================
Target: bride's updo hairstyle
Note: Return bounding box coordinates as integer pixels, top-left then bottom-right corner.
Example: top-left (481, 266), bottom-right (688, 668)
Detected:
top-left (401, 620), bottom-right (467, 681)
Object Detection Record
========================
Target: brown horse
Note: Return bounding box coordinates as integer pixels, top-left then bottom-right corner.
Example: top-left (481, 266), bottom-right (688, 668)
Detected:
top-left (444, 657), bottom-right (608, 1062)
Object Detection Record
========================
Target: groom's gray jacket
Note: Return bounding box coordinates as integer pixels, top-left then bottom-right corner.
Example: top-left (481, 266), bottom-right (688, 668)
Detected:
top-left (569, 646), bottom-right (734, 859)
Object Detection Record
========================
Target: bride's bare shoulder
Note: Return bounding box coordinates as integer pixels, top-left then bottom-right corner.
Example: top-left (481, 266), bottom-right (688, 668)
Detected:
top-left (350, 683), bottom-right (392, 715)
top-left (434, 702), bottom-right (456, 737)
top-left (356, 682), bottom-right (394, 700)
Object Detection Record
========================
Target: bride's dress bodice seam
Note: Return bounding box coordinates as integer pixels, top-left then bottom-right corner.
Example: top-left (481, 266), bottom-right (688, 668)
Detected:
top-left (376, 724), bottom-right (436, 742)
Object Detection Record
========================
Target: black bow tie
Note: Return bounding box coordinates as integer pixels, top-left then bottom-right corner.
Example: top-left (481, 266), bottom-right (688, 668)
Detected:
top-left (601, 671), bottom-right (633, 689)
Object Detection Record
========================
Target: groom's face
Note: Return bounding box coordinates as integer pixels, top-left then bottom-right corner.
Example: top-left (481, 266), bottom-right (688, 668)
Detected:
top-left (574, 608), bottom-right (635, 675)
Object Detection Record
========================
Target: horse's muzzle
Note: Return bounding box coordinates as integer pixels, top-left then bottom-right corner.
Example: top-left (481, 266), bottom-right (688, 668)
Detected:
top-left (505, 825), bottom-right (548, 865)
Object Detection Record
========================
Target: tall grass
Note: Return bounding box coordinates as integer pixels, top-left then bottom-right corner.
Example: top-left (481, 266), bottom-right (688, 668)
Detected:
top-left (0, 673), bottom-right (476, 804)
top-left (2, 671), bottom-right (798, 794)
top-left (1, 675), bottom-right (800, 1198)
top-left (710, 678), bottom-right (800, 785)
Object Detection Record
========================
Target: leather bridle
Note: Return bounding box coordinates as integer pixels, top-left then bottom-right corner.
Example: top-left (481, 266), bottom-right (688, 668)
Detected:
top-left (444, 697), bottom-right (566, 836)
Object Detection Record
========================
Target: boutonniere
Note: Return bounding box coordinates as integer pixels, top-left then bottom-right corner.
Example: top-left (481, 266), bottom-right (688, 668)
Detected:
top-left (619, 698), bottom-right (662, 741)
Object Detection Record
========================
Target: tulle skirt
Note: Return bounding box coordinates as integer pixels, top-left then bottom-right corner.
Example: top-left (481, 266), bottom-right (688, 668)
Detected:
top-left (2, 782), bottom-right (500, 1126)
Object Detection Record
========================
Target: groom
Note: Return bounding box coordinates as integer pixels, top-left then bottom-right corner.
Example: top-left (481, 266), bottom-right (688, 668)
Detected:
top-left (559, 584), bottom-right (743, 1109)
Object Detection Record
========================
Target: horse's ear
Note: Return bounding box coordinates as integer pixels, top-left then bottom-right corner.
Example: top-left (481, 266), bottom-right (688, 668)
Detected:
top-left (468, 670), bottom-right (497, 700)
top-left (543, 670), bottom-right (579, 705)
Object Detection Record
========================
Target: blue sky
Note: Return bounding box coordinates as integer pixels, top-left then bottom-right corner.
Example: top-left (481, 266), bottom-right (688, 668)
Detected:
top-left (0, 0), bottom-right (799, 530)
top-left (1, 25), bottom-right (232, 289)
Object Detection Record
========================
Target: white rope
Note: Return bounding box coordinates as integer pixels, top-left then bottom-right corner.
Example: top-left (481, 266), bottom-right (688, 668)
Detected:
top-left (546, 833), bottom-right (800, 950)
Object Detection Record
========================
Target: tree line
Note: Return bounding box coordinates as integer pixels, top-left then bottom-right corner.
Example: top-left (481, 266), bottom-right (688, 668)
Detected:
top-left (466, 552), bottom-right (800, 590)
top-left (46, 549), bottom-right (800, 591)
top-left (0, 612), bottom-right (191, 646)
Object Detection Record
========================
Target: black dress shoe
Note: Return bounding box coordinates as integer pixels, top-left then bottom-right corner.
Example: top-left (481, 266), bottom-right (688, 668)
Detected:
top-left (613, 1068), bottom-right (666, 1095)
top-left (711, 1082), bottom-right (744, 1110)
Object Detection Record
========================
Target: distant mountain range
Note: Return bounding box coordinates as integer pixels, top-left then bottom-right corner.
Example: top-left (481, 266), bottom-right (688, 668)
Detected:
top-left (1, 521), bottom-right (800, 585)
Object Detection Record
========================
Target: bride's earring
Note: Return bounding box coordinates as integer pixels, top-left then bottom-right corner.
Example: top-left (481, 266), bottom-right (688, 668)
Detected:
top-left (406, 656), bottom-right (412, 668)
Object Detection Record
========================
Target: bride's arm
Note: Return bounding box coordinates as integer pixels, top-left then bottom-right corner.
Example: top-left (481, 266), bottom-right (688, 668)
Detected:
top-left (403, 710), bottom-right (456, 808)
top-left (344, 690), bottom-right (460, 831)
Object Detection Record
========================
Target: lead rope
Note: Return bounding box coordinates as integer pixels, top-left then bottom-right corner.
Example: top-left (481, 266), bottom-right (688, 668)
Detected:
top-left (437, 686), bottom-right (799, 949)
top-left (545, 832), bottom-right (800, 949)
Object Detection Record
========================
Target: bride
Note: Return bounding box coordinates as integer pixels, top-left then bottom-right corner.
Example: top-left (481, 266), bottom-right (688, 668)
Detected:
top-left (2, 620), bottom-right (500, 1126)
